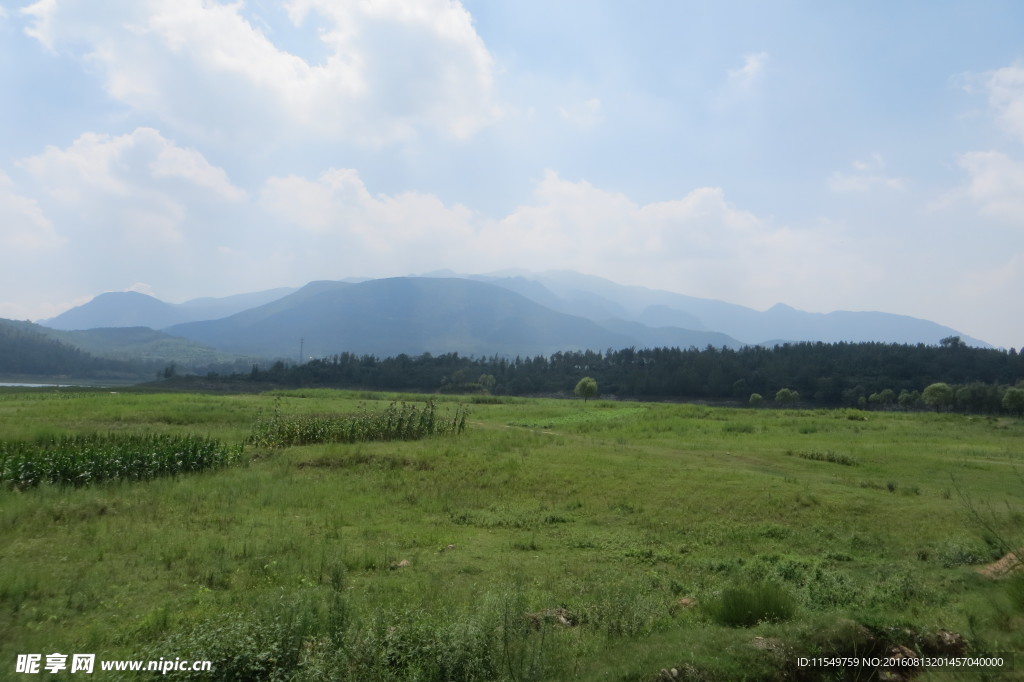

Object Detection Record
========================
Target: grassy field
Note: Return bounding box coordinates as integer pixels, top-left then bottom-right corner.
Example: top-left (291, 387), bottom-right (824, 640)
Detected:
top-left (1, 387), bottom-right (1022, 680)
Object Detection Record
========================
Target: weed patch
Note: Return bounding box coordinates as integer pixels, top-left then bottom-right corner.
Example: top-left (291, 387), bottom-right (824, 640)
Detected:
top-left (935, 538), bottom-right (1001, 568)
top-left (296, 453), bottom-right (434, 471)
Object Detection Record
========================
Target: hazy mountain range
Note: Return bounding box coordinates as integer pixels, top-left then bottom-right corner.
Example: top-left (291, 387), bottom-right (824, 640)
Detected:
top-left (29, 271), bottom-right (988, 366)
top-left (43, 287), bottom-right (297, 332)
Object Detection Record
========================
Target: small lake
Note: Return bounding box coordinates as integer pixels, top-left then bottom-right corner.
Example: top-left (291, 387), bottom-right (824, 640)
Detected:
top-left (0, 382), bottom-right (73, 387)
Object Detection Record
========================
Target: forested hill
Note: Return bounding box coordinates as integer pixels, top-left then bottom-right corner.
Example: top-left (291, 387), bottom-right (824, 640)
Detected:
top-left (218, 339), bottom-right (1024, 412)
top-left (0, 319), bottom-right (141, 380)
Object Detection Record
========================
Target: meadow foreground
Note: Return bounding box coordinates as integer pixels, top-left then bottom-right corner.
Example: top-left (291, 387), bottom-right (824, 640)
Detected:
top-left (1, 388), bottom-right (1022, 680)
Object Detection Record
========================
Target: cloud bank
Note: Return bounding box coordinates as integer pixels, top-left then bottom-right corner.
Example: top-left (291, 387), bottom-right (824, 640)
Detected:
top-left (21, 0), bottom-right (501, 144)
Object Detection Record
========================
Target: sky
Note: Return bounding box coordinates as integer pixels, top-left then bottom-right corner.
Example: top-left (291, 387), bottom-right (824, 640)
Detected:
top-left (1, 1), bottom-right (1023, 348)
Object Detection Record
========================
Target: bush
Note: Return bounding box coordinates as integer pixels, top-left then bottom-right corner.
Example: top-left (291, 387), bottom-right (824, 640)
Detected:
top-left (707, 582), bottom-right (797, 627)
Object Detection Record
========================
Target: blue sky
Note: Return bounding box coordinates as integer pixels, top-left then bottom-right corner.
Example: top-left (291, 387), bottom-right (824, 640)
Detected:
top-left (1, 0), bottom-right (1022, 347)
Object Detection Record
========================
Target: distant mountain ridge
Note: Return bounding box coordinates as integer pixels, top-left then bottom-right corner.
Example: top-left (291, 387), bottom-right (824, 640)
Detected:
top-left (474, 270), bottom-right (989, 348)
top-left (35, 271), bottom-right (990, 362)
top-left (42, 287), bottom-right (297, 331)
top-left (164, 277), bottom-right (638, 359)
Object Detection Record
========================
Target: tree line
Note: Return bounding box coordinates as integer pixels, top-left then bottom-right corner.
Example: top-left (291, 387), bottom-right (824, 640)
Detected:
top-left (213, 338), bottom-right (1024, 414)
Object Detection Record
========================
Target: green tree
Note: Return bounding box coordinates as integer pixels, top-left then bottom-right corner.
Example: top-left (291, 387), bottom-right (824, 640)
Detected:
top-left (774, 387), bottom-right (799, 405)
top-left (868, 388), bottom-right (897, 409)
top-left (749, 393), bottom-right (763, 407)
top-left (575, 376), bottom-right (599, 402)
top-left (898, 389), bottom-right (921, 409)
top-left (922, 382), bottom-right (954, 411)
top-left (1003, 387), bottom-right (1024, 417)
top-left (955, 382), bottom-right (999, 413)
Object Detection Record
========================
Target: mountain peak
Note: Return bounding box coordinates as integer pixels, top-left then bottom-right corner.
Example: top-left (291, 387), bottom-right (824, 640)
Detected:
top-left (43, 291), bottom-right (184, 331)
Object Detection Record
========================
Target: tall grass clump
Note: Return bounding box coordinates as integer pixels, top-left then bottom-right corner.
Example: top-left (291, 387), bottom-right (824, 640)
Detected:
top-left (145, 592), bottom-right (341, 681)
top-left (248, 400), bottom-right (468, 449)
top-left (706, 582), bottom-right (797, 628)
top-left (147, 591), bottom-right (554, 682)
top-left (0, 433), bottom-right (242, 489)
top-left (791, 449), bottom-right (858, 466)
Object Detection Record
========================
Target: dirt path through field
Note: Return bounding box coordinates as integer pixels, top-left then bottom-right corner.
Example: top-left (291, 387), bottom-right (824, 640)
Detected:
top-left (977, 549), bottom-right (1024, 578)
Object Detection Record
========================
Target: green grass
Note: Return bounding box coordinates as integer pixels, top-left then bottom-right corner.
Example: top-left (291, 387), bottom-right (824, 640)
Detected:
top-left (0, 388), bottom-right (1022, 680)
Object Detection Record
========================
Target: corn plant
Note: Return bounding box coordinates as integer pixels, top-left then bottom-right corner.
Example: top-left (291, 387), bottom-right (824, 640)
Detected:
top-left (0, 433), bottom-right (243, 489)
top-left (248, 400), bottom-right (468, 449)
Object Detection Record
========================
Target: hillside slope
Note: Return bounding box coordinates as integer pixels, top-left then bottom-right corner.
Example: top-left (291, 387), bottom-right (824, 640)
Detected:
top-left (0, 319), bottom-right (142, 379)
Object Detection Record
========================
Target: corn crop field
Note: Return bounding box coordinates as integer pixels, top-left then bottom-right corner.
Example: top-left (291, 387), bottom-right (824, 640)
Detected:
top-left (247, 399), bottom-right (468, 448)
top-left (0, 433), bottom-right (241, 488)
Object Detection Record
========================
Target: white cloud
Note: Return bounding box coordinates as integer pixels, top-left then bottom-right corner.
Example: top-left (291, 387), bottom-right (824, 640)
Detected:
top-left (828, 155), bottom-right (905, 193)
top-left (18, 127), bottom-right (245, 251)
top-left (986, 62), bottom-right (1024, 142)
top-left (125, 282), bottom-right (157, 297)
top-left (21, 0), bottom-right (501, 144)
top-left (558, 97), bottom-right (602, 129)
top-left (957, 150), bottom-right (1024, 222)
top-left (260, 167), bottom-right (477, 266)
top-left (727, 51), bottom-right (768, 86)
top-left (0, 170), bottom-right (63, 250)
top-left (258, 167), bottom-right (864, 310)
top-left (0, 294), bottom-right (91, 324)
top-left (0, 156), bottom-right (916, 337)
top-left (0, 127), bottom-right (259, 312)
top-left (20, 0), bottom-right (57, 49)
top-left (943, 62), bottom-right (1024, 226)
top-left (490, 172), bottom-right (871, 309)
top-left (828, 173), bottom-right (905, 193)
top-left (149, 142), bottom-right (246, 201)
top-left (952, 253), bottom-right (1024, 348)
top-left (959, 253), bottom-right (1024, 300)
